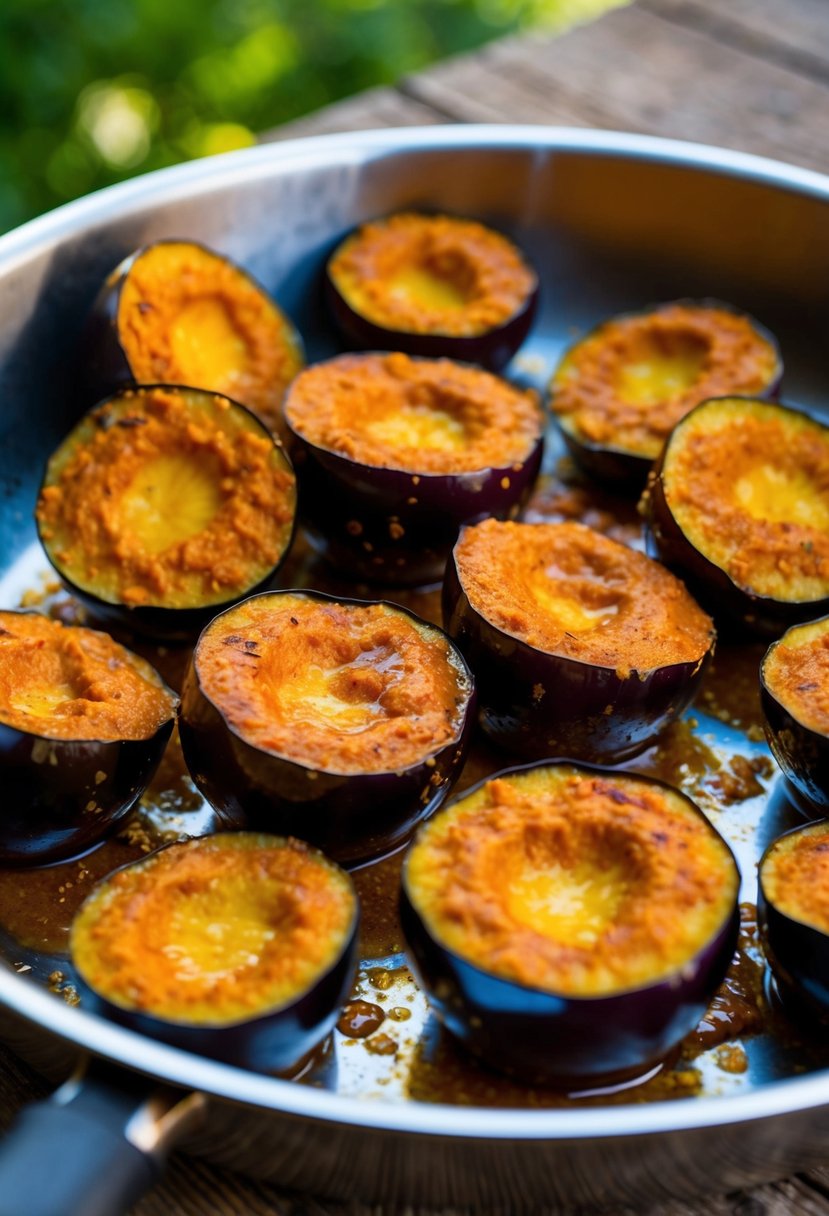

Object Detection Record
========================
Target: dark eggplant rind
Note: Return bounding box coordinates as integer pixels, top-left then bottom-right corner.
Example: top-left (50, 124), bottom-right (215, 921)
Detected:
top-left (443, 521), bottom-right (714, 763)
top-left (71, 834), bottom-right (359, 1072)
top-left (550, 300), bottom-right (782, 491)
top-left (36, 385), bottom-right (297, 641)
top-left (178, 591), bottom-right (476, 869)
top-left (401, 761), bottom-right (740, 1085)
top-left (761, 617), bottom-right (829, 813)
top-left (324, 214), bottom-right (538, 371)
top-left (79, 239), bottom-right (305, 428)
top-left (644, 397), bottom-right (829, 639)
top-left (0, 612), bottom-right (177, 865)
top-left (758, 822), bottom-right (829, 1024)
top-left (283, 353), bottom-right (544, 587)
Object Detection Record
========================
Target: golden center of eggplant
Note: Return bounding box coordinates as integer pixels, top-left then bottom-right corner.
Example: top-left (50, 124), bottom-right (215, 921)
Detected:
top-left (733, 463), bottom-right (829, 530)
top-left (162, 874), bottom-right (280, 982)
top-left (407, 765), bottom-right (738, 996)
top-left (363, 400), bottom-right (468, 453)
top-left (385, 262), bottom-right (473, 312)
top-left (531, 562), bottom-right (622, 634)
top-left (115, 453), bottom-right (222, 556)
top-left (195, 594), bottom-right (468, 774)
top-left (505, 857), bottom-right (629, 947)
top-left (615, 330), bottom-right (708, 405)
top-left (169, 296), bottom-right (251, 390)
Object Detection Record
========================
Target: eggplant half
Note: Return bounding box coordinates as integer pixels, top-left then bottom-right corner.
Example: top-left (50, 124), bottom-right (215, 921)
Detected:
top-left (758, 820), bottom-right (829, 1024)
top-left (325, 212), bottom-right (538, 371)
top-left (550, 300), bottom-right (781, 489)
top-left (36, 384), bottom-right (297, 640)
top-left (761, 615), bottom-right (829, 812)
top-left (283, 351), bottom-right (544, 586)
top-left (0, 611), bottom-right (177, 864)
top-left (644, 396), bottom-right (829, 637)
top-left (401, 761), bottom-right (740, 1085)
top-left (81, 239), bottom-right (304, 432)
top-left (444, 518), bottom-right (714, 763)
top-left (71, 833), bottom-right (359, 1071)
top-left (179, 590), bottom-right (475, 868)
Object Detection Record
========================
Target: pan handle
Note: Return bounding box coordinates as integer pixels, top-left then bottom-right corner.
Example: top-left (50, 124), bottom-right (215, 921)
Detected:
top-left (0, 1056), bottom-right (206, 1216)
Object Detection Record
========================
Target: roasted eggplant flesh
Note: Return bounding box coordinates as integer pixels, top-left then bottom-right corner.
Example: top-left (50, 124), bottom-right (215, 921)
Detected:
top-left (70, 833), bottom-right (358, 1070)
top-left (550, 301), bottom-right (780, 466)
top-left (645, 396), bottom-right (829, 634)
top-left (402, 762), bottom-right (739, 1083)
top-left (759, 821), bottom-right (829, 1021)
top-left (98, 240), bottom-right (304, 432)
top-left (326, 212), bottom-right (537, 366)
top-left (445, 518), bottom-right (713, 761)
top-left (0, 610), bottom-right (177, 864)
top-left (179, 591), bottom-right (475, 867)
top-left (283, 352), bottom-right (544, 585)
top-left (762, 616), bottom-right (829, 810)
top-left (36, 385), bottom-right (296, 626)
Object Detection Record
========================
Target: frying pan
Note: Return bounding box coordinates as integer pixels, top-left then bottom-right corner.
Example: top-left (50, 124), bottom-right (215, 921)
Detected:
top-left (0, 126), bottom-right (828, 1216)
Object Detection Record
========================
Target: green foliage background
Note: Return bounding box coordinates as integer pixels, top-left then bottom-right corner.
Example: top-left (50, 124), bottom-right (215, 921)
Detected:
top-left (0, 0), bottom-right (620, 234)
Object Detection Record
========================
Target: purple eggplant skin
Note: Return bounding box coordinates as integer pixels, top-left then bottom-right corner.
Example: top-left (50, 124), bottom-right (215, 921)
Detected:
top-left (74, 851), bottom-right (360, 1072)
top-left (36, 385), bottom-right (298, 643)
top-left (761, 626), bottom-right (829, 814)
top-left (286, 416), bottom-right (544, 589)
top-left (442, 544), bottom-right (713, 763)
top-left (324, 269), bottom-right (539, 374)
top-left (78, 242), bottom-right (306, 408)
top-left (643, 400), bottom-right (829, 641)
top-left (550, 301), bottom-right (782, 495)
top-left (178, 591), bottom-right (476, 869)
top-left (401, 761), bottom-right (740, 1086)
top-left (758, 829), bottom-right (829, 1024)
top-left (0, 715), bottom-right (174, 866)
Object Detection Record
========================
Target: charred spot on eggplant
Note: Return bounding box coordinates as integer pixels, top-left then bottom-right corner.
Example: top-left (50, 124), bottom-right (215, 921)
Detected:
top-left (70, 833), bottom-right (358, 1071)
top-left (179, 590), bottom-right (475, 868)
top-left (0, 610), bottom-right (177, 864)
top-left (283, 352), bottom-right (544, 586)
top-left (325, 212), bottom-right (538, 370)
top-left (644, 397), bottom-right (829, 637)
top-left (36, 385), bottom-right (297, 639)
top-left (444, 518), bottom-right (714, 762)
top-left (401, 761), bottom-right (740, 1085)
top-left (550, 301), bottom-right (781, 487)
top-left (758, 821), bottom-right (829, 1024)
top-left (84, 240), bottom-right (305, 432)
top-left (761, 616), bottom-right (829, 812)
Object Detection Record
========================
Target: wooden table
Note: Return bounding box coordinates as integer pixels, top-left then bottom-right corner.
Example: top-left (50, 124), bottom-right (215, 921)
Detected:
top-left (3, 1), bottom-right (829, 1211)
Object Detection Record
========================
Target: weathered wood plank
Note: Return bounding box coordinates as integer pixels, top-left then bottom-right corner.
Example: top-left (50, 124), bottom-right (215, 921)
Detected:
top-left (642, 0), bottom-right (829, 85)
top-left (261, 85), bottom-right (446, 144)
top-left (402, 4), bottom-right (829, 173)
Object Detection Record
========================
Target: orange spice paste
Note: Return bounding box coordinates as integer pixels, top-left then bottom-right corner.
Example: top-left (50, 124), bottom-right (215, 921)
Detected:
top-left (763, 618), bottom-right (829, 735)
top-left (0, 611), bottom-right (176, 741)
top-left (71, 835), bottom-right (356, 1023)
top-left (406, 765), bottom-right (738, 996)
top-left (37, 387), bottom-right (296, 609)
top-left (328, 212), bottom-right (536, 338)
top-left (194, 594), bottom-right (470, 775)
top-left (662, 398), bottom-right (829, 602)
top-left (763, 822), bottom-right (829, 934)
top-left (284, 352), bottom-right (543, 475)
top-left (454, 519), bottom-right (713, 676)
top-left (116, 241), bottom-right (304, 432)
top-left (551, 303), bottom-right (779, 459)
